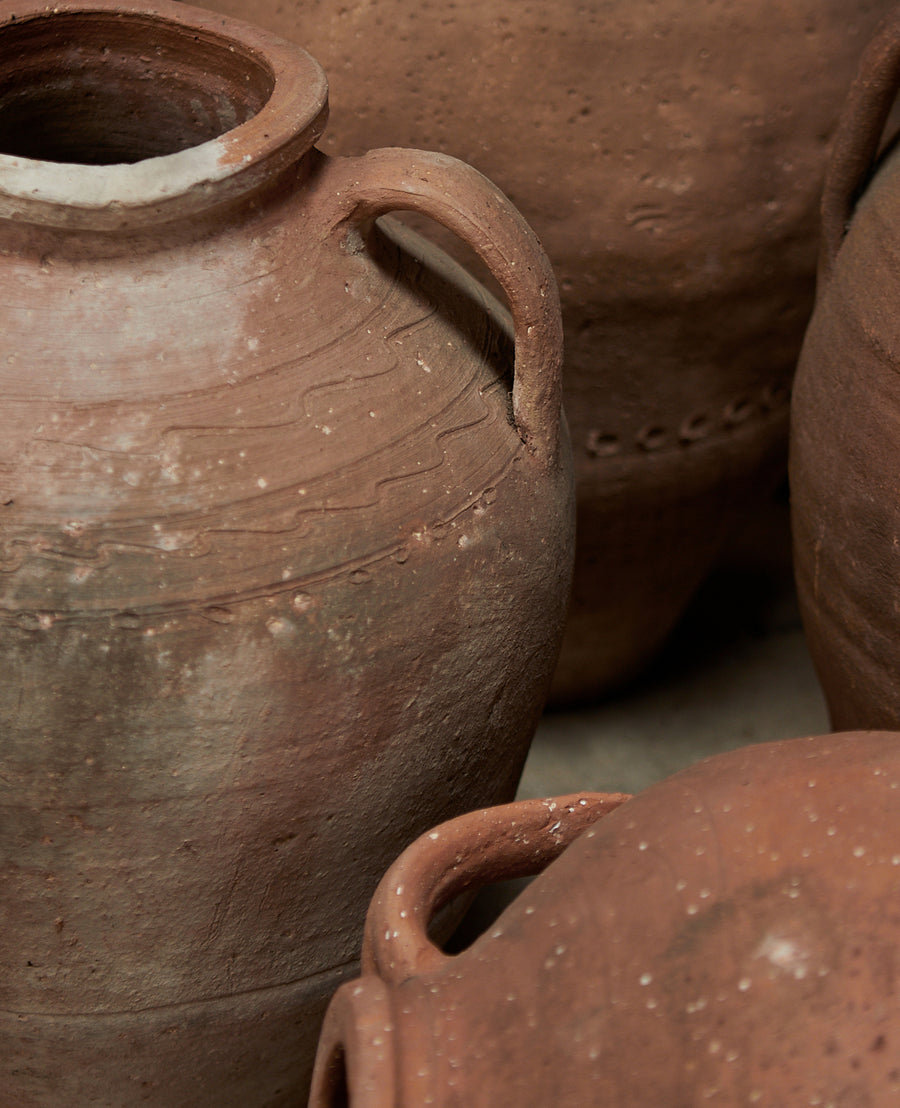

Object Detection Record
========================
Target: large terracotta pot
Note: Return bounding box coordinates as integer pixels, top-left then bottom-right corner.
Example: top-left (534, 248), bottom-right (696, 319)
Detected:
top-left (194, 0), bottom-right (893, 703)
top-left (0, 2), bottom-right (572, 1103)
top-left (312, 732), bottom-right (900, 1106)
top-left (791, 10), bottom-right (900, 730)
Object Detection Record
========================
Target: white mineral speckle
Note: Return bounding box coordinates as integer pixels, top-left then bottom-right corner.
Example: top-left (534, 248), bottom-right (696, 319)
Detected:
top-left (755, 933), bottom-right (810, 979)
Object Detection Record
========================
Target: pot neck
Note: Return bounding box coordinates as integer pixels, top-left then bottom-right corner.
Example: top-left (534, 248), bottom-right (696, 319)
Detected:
top-left (0, 0), bottom-right (328, 237)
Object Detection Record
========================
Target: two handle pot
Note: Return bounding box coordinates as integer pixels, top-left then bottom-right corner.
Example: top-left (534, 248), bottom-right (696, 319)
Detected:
top-left (0, 3), bottom-right (572, 1104)
top-left (313, 732), bottom-right (900, 1106)
top-left (791, 8), bottom-right (900, 729)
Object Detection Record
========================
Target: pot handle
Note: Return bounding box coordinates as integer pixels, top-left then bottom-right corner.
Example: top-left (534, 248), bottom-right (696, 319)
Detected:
top-left (820, 10), bottom-right (900, 282)
top-left (322, 147), bottom-right (563, 467)
top-left (362, 791), bottom-right (629, 985)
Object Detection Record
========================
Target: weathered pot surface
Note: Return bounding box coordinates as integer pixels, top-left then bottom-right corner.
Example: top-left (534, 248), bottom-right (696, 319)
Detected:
top-left (312, 732), bottom-right (900, 1105)
top-left (0, 2), bottom-right (571, 1103)
top-left (196, 0), bottom-right (892, 703)
top-left (791, 8), bottom-right (900, 730)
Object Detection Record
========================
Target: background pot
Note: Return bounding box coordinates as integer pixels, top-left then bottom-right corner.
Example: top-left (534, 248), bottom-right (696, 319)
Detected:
top-left (0, 2), bottom-right (571, 1103)
top-left (791, 8), bottom-right (900, 729)
top-left (313, 732), bottom-right (900, 1105)
top-left (196, 0), bottom-right (893, 704)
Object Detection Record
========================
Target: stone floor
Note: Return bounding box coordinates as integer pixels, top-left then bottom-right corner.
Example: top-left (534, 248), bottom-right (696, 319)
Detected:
top-left (520, 559), bottom-right (828, 801)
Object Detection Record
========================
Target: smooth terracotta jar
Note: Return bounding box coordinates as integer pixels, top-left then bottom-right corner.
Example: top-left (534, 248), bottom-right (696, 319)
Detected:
top-left (195, 0), bottom-right (893, 703)
top-left (791, 9), bottom-right (900, 730)
top-left (0, 3), bottom-right (571, 1104)
top-left (312, 732), bottom-right (900, 1106)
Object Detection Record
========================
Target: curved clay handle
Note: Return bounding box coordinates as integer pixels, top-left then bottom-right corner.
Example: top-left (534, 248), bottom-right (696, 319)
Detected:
top-left (322, 148), bottom-right (563, 467)
top-left (362, 791), bottom-right (629, 985)
top-left (820, 9), bottom-right (900, 282)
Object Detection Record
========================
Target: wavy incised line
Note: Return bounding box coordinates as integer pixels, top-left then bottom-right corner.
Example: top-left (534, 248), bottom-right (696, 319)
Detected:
top-left (0, 446), bottom-right (519, 617)
top-left (0, 386), bottom-right (513, 576)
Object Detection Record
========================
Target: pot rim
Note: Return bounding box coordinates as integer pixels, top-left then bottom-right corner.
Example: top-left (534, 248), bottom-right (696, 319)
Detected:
top-left (0, 0), bottom-right (329, 231)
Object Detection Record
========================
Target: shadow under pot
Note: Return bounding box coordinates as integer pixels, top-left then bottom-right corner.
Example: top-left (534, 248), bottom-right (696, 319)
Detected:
top-left (313, 731), bottom-right (900, 1105)
top-left (791, 8), bottom-right (900, 730)
top-left (0, 2), bottom-right (572, 1104)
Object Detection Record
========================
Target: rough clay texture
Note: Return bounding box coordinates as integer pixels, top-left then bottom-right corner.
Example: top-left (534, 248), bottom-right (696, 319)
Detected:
top-left (196, 0), bottom-right (893, 703)
top-left (315, 732), bottom-right (900, 1106)
top-left (792, 10), bottom-right (900, 732)
top-left (0, 3), bottom-right (572, 1104)
top-left (791, 159), bottom-right (900, 729)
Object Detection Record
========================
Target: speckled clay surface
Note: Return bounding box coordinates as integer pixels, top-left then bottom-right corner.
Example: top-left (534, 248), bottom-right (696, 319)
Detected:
top-left (195, 0), bottom-right (892, 703)
top-left (313, 732), bottom-right (900, 1106)
top-left (792, 9), bottom-right (900, 731)
top-left (0, 3), bottom-right (571, 1103)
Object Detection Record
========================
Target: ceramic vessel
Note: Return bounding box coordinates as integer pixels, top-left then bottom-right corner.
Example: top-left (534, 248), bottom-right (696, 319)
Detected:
top-left (312, 732), bottom-right (900, 1106)
top-left (0, 3), bottom-right (571, 1103)
top-left (791, 9), bottom-right (900, 730)
top-left (196, 0), bottom-right (893, 703)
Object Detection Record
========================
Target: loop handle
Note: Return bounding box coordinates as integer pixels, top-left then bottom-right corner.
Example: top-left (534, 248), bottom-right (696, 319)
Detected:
top-left (362, 792), bottom-right (629, 985)
top-left (321, 148), bottom-right (564, 467)
top-left (821, 10), bottom-right (900, 283)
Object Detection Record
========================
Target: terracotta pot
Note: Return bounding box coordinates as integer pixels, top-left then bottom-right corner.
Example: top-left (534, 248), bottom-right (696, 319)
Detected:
top-left (0, 2), bottom-right (571, 1103)
top-left (193, 0), bottom-right (893, 704)
top-left (312, 732), bottom-right (900, 1106)
top-left (791, 10), bottom-right (900, 730)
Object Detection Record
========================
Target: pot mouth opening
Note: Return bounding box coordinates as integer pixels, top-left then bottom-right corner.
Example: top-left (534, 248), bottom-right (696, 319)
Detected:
top-left (0, 12), bottom-right (275, 164)
top-left (0, 2), bottom-right (329, 230)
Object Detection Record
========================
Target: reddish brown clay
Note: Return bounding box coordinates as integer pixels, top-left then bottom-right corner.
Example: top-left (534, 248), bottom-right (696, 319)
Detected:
top-left (312, 732), bottom-right (900, 1106)
top-left (791, 9), bottom-right (900, 730)
top-left (195, 0), bottom-right (893, 703)
top-left (0, 3), bottom-right (571, 1104)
